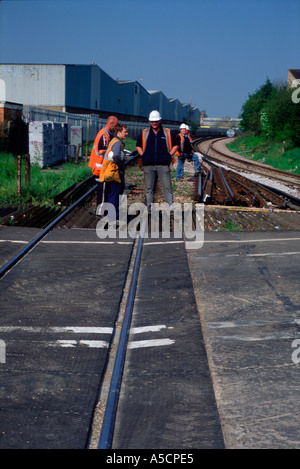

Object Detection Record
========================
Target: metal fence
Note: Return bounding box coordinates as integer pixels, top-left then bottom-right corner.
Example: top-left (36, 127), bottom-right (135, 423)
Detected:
top-left (23, 106), bottom-right (179, 142)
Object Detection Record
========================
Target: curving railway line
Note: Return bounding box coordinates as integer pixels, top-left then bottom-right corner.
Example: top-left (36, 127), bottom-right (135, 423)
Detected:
top-left (193, 137), bottom-right (300, 211)
top-left (195, 137), bottom-right (300, 188)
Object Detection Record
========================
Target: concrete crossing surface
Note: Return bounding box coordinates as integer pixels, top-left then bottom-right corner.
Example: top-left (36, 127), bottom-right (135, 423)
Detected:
top-left (0, 226), bottom-right (300, 449)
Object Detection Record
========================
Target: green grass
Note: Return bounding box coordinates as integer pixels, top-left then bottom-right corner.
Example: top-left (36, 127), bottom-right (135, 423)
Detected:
top-left (0, 137), bottom-right (137, 206)
top-left (124, 137), bottom-right (137, 153)
top-left (227, 134), bottom-right (300, 175)
top-left (0, 152), bottom-right (91, 205)
top-left (217, 220), bottom-right (243, 232)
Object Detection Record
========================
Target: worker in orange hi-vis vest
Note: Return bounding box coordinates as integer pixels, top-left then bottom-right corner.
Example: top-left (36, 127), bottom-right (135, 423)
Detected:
top-left (175, 123), bottom-right (200, 181)
top-left (88, 116), bottom-right (119, 209)
top-left (136, 110), bottom-right (179, 207)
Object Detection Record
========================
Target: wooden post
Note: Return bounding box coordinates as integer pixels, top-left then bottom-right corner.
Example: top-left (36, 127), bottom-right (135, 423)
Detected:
top-left (17, 155), bottom-right (22, 196)
top-left (24, 154), bottom-right (31, 186)
top-left (75, 144), bottom-right (81, 164)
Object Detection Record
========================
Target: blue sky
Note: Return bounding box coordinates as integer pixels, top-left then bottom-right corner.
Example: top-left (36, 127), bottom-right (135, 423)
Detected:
top-left (0, 0), bottom-right (299, 118)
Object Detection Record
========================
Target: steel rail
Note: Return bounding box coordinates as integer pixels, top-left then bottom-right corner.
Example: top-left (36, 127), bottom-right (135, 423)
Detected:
top-left (0, 150), bottom-right (140, 279)
top-left (216, 166), bottom-right (235, 202)
top-left (201, 156), bottom-right (235, 202)
top-left (202, 138), bottom-right (300, 187)
top-left (194, 139), bottom-right (300, 209)
top-left (0, 185), bottom-right (96, 279)
top-left (98, 215), bottom-right (147, 450)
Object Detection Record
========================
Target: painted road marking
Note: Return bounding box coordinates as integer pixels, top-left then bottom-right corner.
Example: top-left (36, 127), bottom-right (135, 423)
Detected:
top-left (0, 326), bottom-right (113, 334)
top-left (0, 240), bottom-right (28, 243)
top-left (129, 338), bottom-right (175, 349)
top-left (211, 333), bottom-right (298, 342)
top-left (50, 340), bottom-right (109, 348)
top-left (0, 240), bottom-right (131, 245)
top-left (206, 318), bottom-right (300, 342)
top-left (131, 325), bottom-right (172, 334)
top-left (129, 325), bottom-right (175, 349)
top-left (207, 318), bottom-right (300, 329)
top-left (0, 324), bottom-right (175, 350)
top-left (198, 251), bottom-right (300, 258)
top-left (143, 241), bottom-right (184, 245)
top-left (202, 237), bottom-right (300, 243)
top-left (1, 237), bottom-right (300, 251)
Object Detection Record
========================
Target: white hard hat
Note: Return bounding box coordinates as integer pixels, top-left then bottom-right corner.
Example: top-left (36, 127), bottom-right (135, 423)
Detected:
top-left (149, 110), bottom-right (161, 121)
top-left (180, 123), bottom-right (186, 129)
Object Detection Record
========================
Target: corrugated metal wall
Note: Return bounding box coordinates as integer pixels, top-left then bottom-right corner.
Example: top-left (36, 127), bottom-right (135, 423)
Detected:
top-left (0, 64), bottom-right (65, 107)
top-left (65, 65), bottom-right (91, 110)
top-left (99, 68), bottom-right (118, 112)
top-left (149, 90), bottom-right (177, 121)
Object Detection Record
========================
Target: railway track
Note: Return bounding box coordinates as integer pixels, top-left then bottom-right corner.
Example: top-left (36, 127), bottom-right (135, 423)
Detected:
top-left (1, 145), bottom-right (300, 448)
top-left (0, 184), bottom-right (97, 278)
top-left (0, 178), bottom-right (222, 449)
top-left (3, 137), bottom-right (300, 232)
top-left (96, 216), bottom-right (147, 449)
top-left (0, 158), bottom-right (194, 445)
top-left (196, 137), bottom-right (300, 188)
top-left (0, 152), bottom-right (144, 277)
top-left (0, 179), bottom-right (144, 447)
top-left (193, 137), bottom-right (300, 211)
top-left (0, 152), bottom-right (139, 230)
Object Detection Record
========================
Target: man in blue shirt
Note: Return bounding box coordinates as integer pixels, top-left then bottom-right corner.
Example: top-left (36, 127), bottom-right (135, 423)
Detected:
top-left (136, 111), bottom-right (179, 207)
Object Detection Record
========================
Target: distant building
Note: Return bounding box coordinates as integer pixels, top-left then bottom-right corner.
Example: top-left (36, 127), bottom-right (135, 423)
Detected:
top-left (0, 63), bottom-right (200, 123)
top-left (116, 80), bottom-right (149, 118)
top-left (148, 90), bottom-right (171, 120)
top-left (169, 98), bottom-right (186, 122)
top-left (148, 90), bottom-right (191, 122)
top-left (288, 69), bottom-right (300, 87)
top-left (190, 106), bottom-right (200, 123)
top-left (0, 63), bottom-right (116, 114)
top-left (0, 101), bottom-right (23, 123)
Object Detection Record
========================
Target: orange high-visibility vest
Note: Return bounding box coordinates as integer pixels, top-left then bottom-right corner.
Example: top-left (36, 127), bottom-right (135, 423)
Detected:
top-left (88, 128), bottom-right (110, 176)
top-left (138, 127), bottom-right (173, 168)
top-left (175, 133), bottom-right (193, 157)
top-left (99, 137), bottom-right (124, 183)
top-left (103, 136), bottom-right (124, 159)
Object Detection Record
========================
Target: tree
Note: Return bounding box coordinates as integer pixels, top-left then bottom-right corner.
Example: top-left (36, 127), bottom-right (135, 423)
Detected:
top-left (240, 77), bottom-right (300, 148)
top-left (261, 86), bottom-right (300, 147)
top-left (185, 118), bottom-right (198, 134)
top-left (239, 78), bottom-right (275, 134)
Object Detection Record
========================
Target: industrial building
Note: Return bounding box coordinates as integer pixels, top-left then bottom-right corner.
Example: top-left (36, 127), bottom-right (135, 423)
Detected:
top-left (116, 80), bottom-right (150, 118)
top-left (288, 69), bottom-right (300, 87)
top-left (0, 63), bottom-right (200, 124)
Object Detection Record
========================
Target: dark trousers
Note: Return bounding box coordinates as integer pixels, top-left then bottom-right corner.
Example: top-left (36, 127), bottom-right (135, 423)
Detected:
top-left (106, 177), bottom-right (125, 221)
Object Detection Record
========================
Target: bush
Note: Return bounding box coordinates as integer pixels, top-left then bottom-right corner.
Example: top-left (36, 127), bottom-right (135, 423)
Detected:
top-left (261, 87), bottom-right (300, 147)
top-left (239, 78), bottom-right (300, 150)
top-left (239, 78), bottom-right (275, 134)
